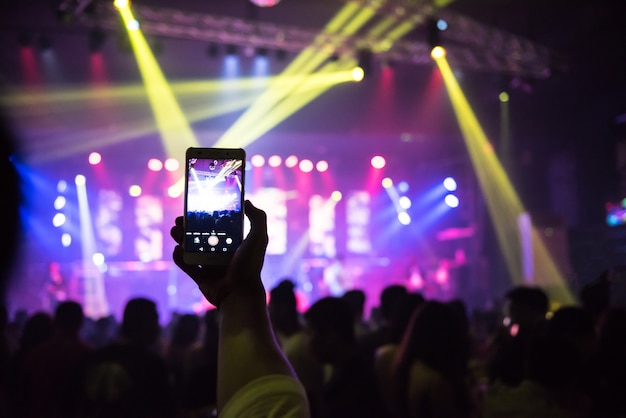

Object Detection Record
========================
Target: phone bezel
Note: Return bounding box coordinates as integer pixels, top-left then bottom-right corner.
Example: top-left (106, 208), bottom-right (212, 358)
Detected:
top-left (182, 147), bottom-right (246, 266)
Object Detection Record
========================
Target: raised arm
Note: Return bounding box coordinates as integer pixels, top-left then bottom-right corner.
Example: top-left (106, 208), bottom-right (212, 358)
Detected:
top-left (171, 200), bottom-right (308, 416)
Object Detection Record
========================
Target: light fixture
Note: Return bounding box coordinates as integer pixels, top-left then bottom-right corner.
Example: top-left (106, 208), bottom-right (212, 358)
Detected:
top-left (249, 0), bottom-right (282, 7)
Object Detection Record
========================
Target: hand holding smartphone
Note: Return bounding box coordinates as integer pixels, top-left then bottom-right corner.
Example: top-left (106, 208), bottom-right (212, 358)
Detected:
top-left (183, 147), bottom-right (246, 266)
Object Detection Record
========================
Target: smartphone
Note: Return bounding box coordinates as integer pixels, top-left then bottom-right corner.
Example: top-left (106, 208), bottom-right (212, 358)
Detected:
top-left (183, 147), bottom-right (246, 266)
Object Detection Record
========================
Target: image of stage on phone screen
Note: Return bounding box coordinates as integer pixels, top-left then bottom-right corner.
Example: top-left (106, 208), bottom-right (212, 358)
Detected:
top-left (185, 157), bottom-right (244, 255)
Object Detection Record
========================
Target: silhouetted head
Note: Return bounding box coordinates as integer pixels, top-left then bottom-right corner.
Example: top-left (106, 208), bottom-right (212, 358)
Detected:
top-left (54, 300), bottom-right (84, 335)
top-left (580, 273), bottom-right (611, 320)
top-left (505, 286), bottom-right (549, 327)
top-left (341, 289), bottom-right (366, 322)
top-left (526, 335), bottom-right (579, 390)
top-left (388, 293), bottom-right (425, 344)
top-left (20, 312), bottom-right (54, 351)
top-left (121, 298), bottom-right (160, 346)
top-left (380, 285), bottom-right (407, 321)
top-left (305, 297), bottom-right (354, 363)
top-left (0, 107), bottom-right (21, 302)
top-left (548, 306), bottom-right (596, 359)
top-left (171, 313), bottom-right (200, 346)
top-left (269, 279), bottom-right (300, 336)
top-left (397, 301), bottom-right (470, 380)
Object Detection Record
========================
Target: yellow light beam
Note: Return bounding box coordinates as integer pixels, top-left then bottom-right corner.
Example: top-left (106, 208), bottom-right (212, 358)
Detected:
top-left (435, 55), bottom-right (574, 304)
top-left (119, 5), bottom-right (197, 170)
top-left (216, 64), bottom-right (357, 149)
top-left (217, 3), bottom-right (380, 148)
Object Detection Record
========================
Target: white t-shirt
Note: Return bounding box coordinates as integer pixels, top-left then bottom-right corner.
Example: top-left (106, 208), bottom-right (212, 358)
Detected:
top-left (220, 374), bottom-right (310, 418)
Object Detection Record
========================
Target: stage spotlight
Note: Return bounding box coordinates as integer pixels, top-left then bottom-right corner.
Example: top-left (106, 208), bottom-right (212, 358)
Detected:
top-left (382, 177), bottom-right (393, 189)
top-left (444, 194), bottom-right (460, 208)
top-left (268, 155), bottom-right (282, 167)
top-left (436, 19), bottom-right (448, 31)
top-left (148, 158), bottom-right (163, 171)
top-left (88, 152), bottom-right (102, 165)
top-left (92, 252), bottom-right (105, 266)
top-left (499, 91), bottom-right (510, 103)
top-left (316, 160), bottom-right (329, 172)
top-left (443, 176), bottom-right (457, 191)
top-left (371, 155), bottom-right (386, 169)
top-left (398, 211), bottom-right (411, 225)
top-left (399, 196), bottom-right (412, 209)
top-left (431, 46), bottom-right (446, 60)
top-left (38, 34), bottom-right (52, 51)
top-left (207, 43), bottom-right (219, 58)
top-left (331, 191), bottom-right (342, 202)
top-left (54, 196), bottom-right (67, 210)
top-left (57, 180), bottom-right (68, 193)
top-left (114, 0), bottom-right (130, 9)
top-left (52, 213), bottom-right (66, 227)
top-left (250, 0), bottom-right (281, 6)
top-left (225, 44), bottom-right (237, 56)
top-left (89, 27), bottom-right (107, 52)
top-left (285, 155), bottom-right (298, 168)
top-left (129, 185), bottom-right (142, 197)
top-left (299, 159), bottom-right (313, 173)
top-left (352, 67), bottom-right (365, 82)
top-left (251, 154), bottom-right (265, 167)
top-left (126, 19), bottom-right (140, 31)
top-left (61, 233), bottom-right (72, 247)
top-left (164, 158), bottom-right (179, 172)
top-left (398, 181), bottom-right (409, 193)
top-left (18, 33), bottom-right (31, 47)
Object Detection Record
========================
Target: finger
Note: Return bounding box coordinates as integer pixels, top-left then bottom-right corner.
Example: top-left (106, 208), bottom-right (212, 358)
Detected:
top-left (244, 200), bottom-right (268, 244)
top-left (170, 216), bottom-right (184, 243)
top-left (172, 245), bottom-right (203, 279)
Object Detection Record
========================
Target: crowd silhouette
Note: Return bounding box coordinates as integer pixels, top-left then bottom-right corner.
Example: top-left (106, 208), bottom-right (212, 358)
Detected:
top-left (1, 270), bottom-right (625, 417)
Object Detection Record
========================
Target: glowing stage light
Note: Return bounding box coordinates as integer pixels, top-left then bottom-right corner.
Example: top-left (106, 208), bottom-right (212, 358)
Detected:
top-left (381, 177), bottom-right (393, 189)
top-left (371, 155), bottom-right (386, 169)
top-left (148, 158), bottom-right (163, 171)
top-left (397, 181), bottom-right (409, 193)
top-left (164, 158), bottom-right (180, 172)
top-left (285, 155), bottom-right (298, 168)
top-left (431, 46), bottom-right (446, 60)
top-left (88, 152), bottom-right (102, 165)
top-left (168, 182), bottom-right (183, 198)
top-left (251, 155), bottom-right (265, 167)
top-left (398, 211), bottom-right (411, 225)
top-left (57, 180), bottom-right (68, 193)
top-left (126, 19), bottom-right (140, 31)
top-left (52, 213), bottom-right (66, 227)
top-left (352, 66), bottom-right (365, 82)
top-left (499, 91), bottom-right (510, 103)
top-left (268, 155), bottom-right (282, 167)
top-left (299, 159), bottom-right (314, 173)
top-left (129, 185), bottom-right (142, 197)
top-left (399, 196), bottom-right (412, 209)
top-left (114, 0), bottom-right (130, 9)
top-left (331, 191), bottom-right (342, 202)
top-left (92, 252), bottom-right (105, 266)
top-left (444, 194), bottom-right (459, 208)
top-left (443, 176), bottom-right (457, 191)
top-left (436, 19), bottom-right (448, 31)
top-left (54, 196), bottom-right (67, 210)
top-left (249, 0), bottom-right (282, 7)
top-left (316, 160), bottom-right (329, 172)
top-left (61, 233), bottom-right (72, 247)
top-left (75, 174), bottom-right (86, 186)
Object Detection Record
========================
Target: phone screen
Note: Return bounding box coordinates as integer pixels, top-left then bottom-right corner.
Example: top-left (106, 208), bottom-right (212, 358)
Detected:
top-left (184, 156), bottom-right (244, 258)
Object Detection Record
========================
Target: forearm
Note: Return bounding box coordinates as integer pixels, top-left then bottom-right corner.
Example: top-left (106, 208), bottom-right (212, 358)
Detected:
top-left (217, 289), bottom-right (296, 411)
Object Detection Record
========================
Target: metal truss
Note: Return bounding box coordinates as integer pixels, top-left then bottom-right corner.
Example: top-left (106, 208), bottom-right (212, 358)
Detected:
top-left (79, 1), bottom-right (553, 78)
